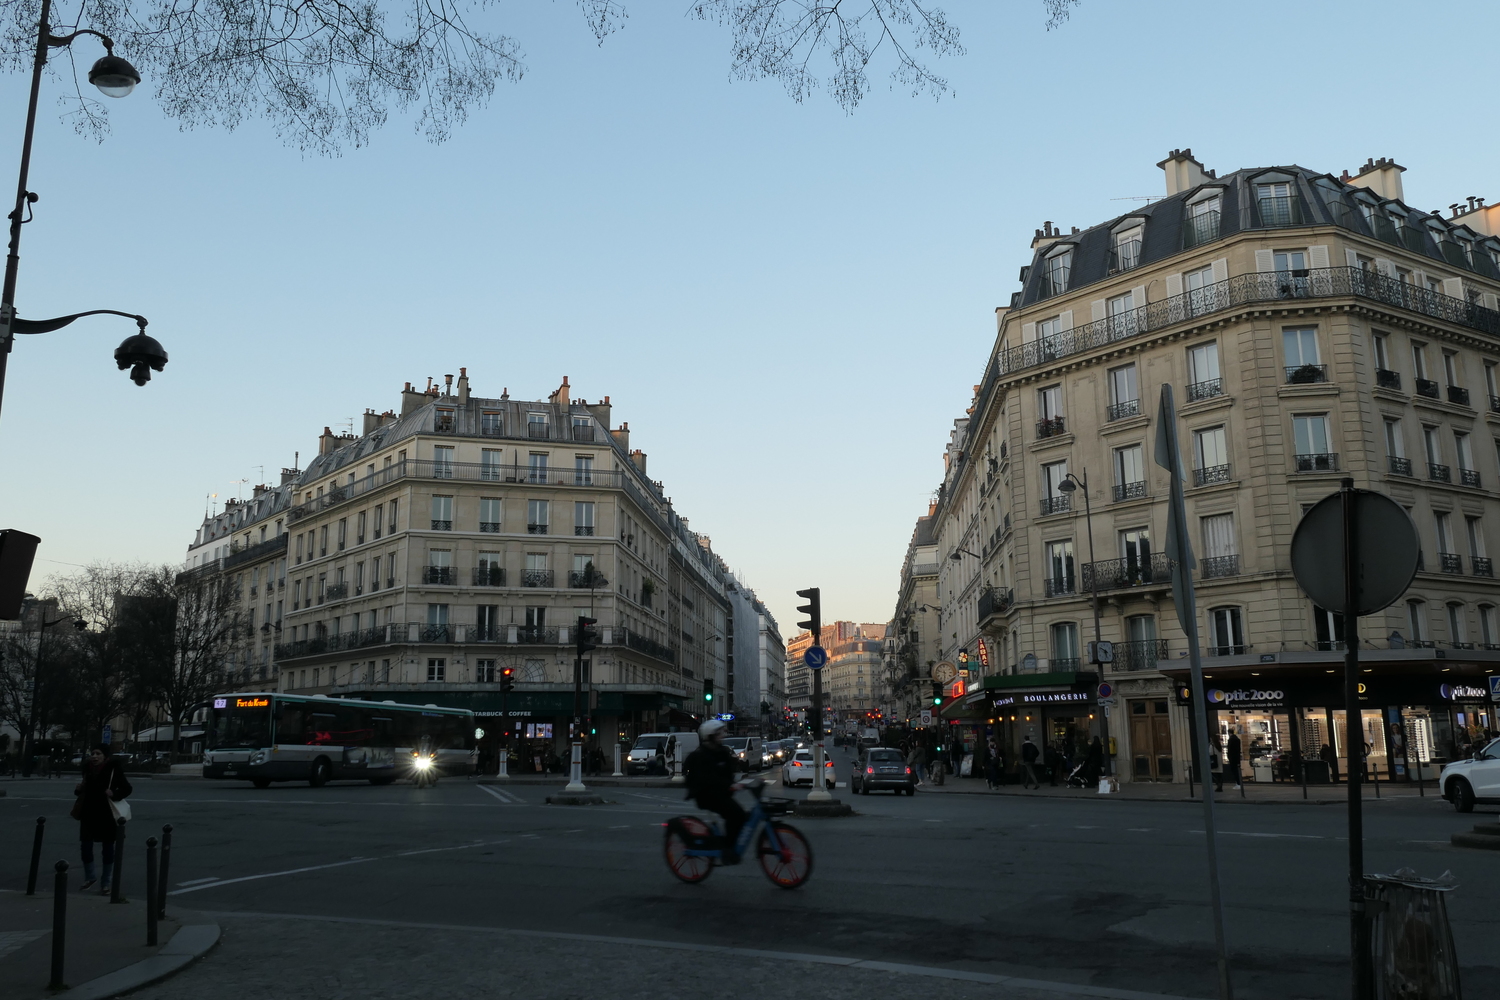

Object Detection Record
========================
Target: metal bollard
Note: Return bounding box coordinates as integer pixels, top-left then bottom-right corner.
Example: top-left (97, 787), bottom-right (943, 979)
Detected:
top-left (49, 860), bottom-right (67, 990)
top-left (612, 743), bottom-right (623, 777)
top-left (26, 816), bottom-right (46, 895)
top-left (157, 825), bottom-right (172, 921)
top-left (110, 817), bottom-right (127, 904)
top-left (145, 837), bottom-right (159, 946)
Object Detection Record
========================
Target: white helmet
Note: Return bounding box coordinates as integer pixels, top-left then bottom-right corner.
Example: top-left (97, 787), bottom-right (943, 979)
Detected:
top-left (699, 718), bottom-right (727, 740)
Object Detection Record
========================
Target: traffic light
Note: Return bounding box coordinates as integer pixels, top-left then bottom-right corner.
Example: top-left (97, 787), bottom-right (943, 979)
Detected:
top-left (703, 678), bottom-right (714, 705)
top-left (931, 681), bottom-right (943, 706)
top-left (795, 587), bottom-right (821, 637)
top-left (576, 615), bottom-right (598, 659)
top-left (500, 667), bottom-right (515, 693)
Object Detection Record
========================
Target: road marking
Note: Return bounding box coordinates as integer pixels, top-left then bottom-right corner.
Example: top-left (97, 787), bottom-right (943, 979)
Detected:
top-left (0, 930), bottom-right (47, 961)
top-left (1189, 830), bottom-right (1323, 839)
top-left (477, 784), bottom-right (524, 805)
top-left (176, 877), bottom-right (222, 887)
top-left (1126, 828), bottom-right (1153, 833)
top-left (169, 840), bottom-right (511, 894)
top-left (1075, 825), bottom-right (1099, 830)
top-left (200, 910), bottom-right (1204, 1000)
top-left (923, 819), bottom-right (944, 823)
top-left (609, 824), bottom-right (631, 829)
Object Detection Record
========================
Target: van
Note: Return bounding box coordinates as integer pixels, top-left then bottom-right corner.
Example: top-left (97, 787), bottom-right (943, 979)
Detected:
top-left (625, 732), bottom-right (700, 775)
top-left (723, 736), bottom-right (763, 772)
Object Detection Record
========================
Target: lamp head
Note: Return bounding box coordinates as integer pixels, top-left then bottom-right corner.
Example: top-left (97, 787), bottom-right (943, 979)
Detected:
top-left (1057, 478), bottom-right (1077, 492)
top-left (88, 54), bottom-right (140, 98)
top-left (114, 331), bottom-right (167, 386)
top-left (949, 551), bottom-right (962, 561)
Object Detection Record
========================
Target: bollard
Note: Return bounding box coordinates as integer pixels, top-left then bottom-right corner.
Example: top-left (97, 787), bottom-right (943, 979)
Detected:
top-left (26, 816), bottom-right (46, 895)
top-left (110, 817), bottom-right (127, 904)
top-left (145, 837), bottom-right (159, 946)
top-left (157, 825), bottom-right (172, 921)
top-left (612, 743), bottom-right (623, 777)
top-left (1299, 759), bottom-right (1308, 800)
top-left (499, 748), bottom-right (508, 778)
top-left (49, 860), bottom-right (67, 990)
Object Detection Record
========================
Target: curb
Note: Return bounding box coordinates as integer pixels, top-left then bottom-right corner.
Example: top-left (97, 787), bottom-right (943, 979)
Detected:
top-left (54, 923), bottom-right (220, 1000)
top-left (917, 783), bottom-right (1438, 806)
top-left (545, 792), bottom-right (609, 805)
top-left (479, 775), bottom-right (680, 788)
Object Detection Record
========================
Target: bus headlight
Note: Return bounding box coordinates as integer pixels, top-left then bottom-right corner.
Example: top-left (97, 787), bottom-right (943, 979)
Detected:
top-left (249, 750), bottom-right (268, 766)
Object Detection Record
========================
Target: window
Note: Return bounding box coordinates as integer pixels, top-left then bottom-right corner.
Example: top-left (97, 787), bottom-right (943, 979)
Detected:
top-left (1111, 227), bottom-right (1142, 272)
top-left (1118, 528), bottom-right (1152, 584)
top-left (1412, 342), bottom-right (1429, 380)
top-left (1435, 512), bottom-right (1453, 553)
top-left (1407, 600), bottom-right (1425, 642)
top-left (527, 499), bottom-right (549, 534)
top-left (1187, 342), bottom-right (1221, 397)
top-left (573, 554), bottom-right (598, 588)
top-left (1313, 605), bottom-right (1345, 650)
top-left (427, 548), bottom-right (453, 584)
top-left (434, 445), bottom-right (455, 478)
top-left (481, 410), bottom-right (502, 435)
top-left (1036, 315), bottom-right (1061, 342)
top-left (477, 659), bottom-right (498, 682)
top-left (1042, 461), bottom-right (1070, 514)
top-left (1201, 514), bottom-right (1237, 578)
top-left (295, 533), bottom-right (303, 564)
top-left (528, 452), bottom-right (549, 484)
top-left (354, 561), bottom-right (364, 596)
top-left (476, 605), bottom-right (501, 641)
top-left (1258, 183), bottom-right (1297, 226)
top-left (528, 412), bottom-right (549, 438)
top-left (1373, 333), bottom-right (1391, 371)
top-left (1185, 197), bottom-right (1221, 247)
top-left (1293, 415), bottom-right (1333, 470)
top-left (1208, 606), bottom-right (1245, 655)
top-left (1049, 622), bottom-right (1080, 666)
top-left (481, 449), bottom-right (503, 482)
top-left (1038, 385), bottom-right (1063, 420)
top-left (427, 658), bottom-right (446, 682)
top-left (1444, 351), bottom-right (1461, 388)
top-left (1108, 364), bottom-right (1139, 419)
top-left (1486, 362), bottom-right (1499, 404)
top-left (386, 551), bottom-right (396, 587)
top-left (1283, 327), bottom-right (1320, 375)
top-left (479, 498), bottom-right (501, 533)
top-left (1466, 516), bottom-right (1486, 560)
top-left (524, 552), bottom-right (550, 588)
top-left (356, 511), bottom-right (366, 546)
top-left (524, 605), bottom-right (546, 628)
top-left (1184, 264), bottom-right (1215, 314)
top-left (1455, 432), bottom-right (1474, 471)
top-left (1192, 426), bottom-right (1229, 483)
top-left (371, 556), bottom-right (381, 591)
top-left (476, 551), bottom-right (502, 586)
top-left (431, 495), bottom-right (453, 531)
top-left (337, 518), bottom-right (347, 551)
top-left (1384, 419), bottom-right (1405, 458)
top-left (1480, 605), bottom-right (1497, 647)
top-left (1113, 445), bottom-right (1145, 501)
top-left (1424, 426), bottom-right (1446, 480)
top-left (575, 455), bottom-right (594, 486)
top-left (575, 501), bottom-right (596, 536)
top-left (1106, 291), bottom-right (1137, 337)
top-left (1044, 539), bottom-right (1074, 595)
top-left (1042, 249), bottom-right (1072, 296)
top-left (319, 526), bottom-right (328, 557)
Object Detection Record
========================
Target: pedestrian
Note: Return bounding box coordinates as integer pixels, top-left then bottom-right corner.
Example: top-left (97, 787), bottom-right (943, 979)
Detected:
top-left (1320, 741), bottom-right (1338, 782)
top-left (984, 740), bottom-right (1001, 790)
top-left (1227, 731), bottom-right (1243, 789)
top-left (1020, 736), bottom-right (1041, 789)
top-left (1211, 741), bottom-right (1224, 793)
top-left (72, 745), bottom-right (131, 894)
top-left (1082, 736), bottom-right (1104, 788)
top-left (905, 743), bottom-right (925, 785)
top-left (1044, 742), bottom-right (1061, 786)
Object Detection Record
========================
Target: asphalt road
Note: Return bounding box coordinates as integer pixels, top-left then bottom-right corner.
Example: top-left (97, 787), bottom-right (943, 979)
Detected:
top-left (3, 747), bottom-right (1496, 1000)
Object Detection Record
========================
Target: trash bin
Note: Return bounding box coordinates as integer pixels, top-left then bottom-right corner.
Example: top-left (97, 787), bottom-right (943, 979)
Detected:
top-left (1364, 869), bottom-right (1460, 1000)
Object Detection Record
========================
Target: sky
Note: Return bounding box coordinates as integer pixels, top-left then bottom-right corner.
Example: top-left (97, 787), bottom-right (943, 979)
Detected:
top-left (0, 0), bottom-right (1496, 632)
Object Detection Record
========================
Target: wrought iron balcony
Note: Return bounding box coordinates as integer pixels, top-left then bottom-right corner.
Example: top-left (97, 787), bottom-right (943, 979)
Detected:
top-left (1043, 576), bottom-right (1076, 597)
top-left (1040, 495), bottom-right (1071, 516)
top-left (472, 566), bottom-right (505, 586)
top-left (422, 567), bottom-right (455, 585)
top-left (1415, 378), bottom-right (1439, 398)
top-left (1107, 398), bottom-right (1141, 421)
top-left (1295, 453), bottom-right (1339, 472)
top-left (432, 463), bottom-right (455, 480)
top-left (1207, 643), bottom-right (1250, 657)
top-left (575, 525), bottom-right (595, 536)
top-left (1082, 553), bottom-right (1170, 592)
top-left (527, 423), bottom-right (550, 439)
top-left (1388, 456), bottom-right (1412, 476)
top-left (1375, 368), bottom-right (1402, 390)
top-left (1182, 210), bottom-right (1220, 249)
top-left (1491, 394), bottom-right (1500, 413)
top-left (1113, 481), bottom-right (1147, 502)
top-left (430, 519), bottom-right (452, 531)
top-left (515, 626), bottom-right (559, 644)
top-left (1285, 364), bottom-right (1328, 384)
top-left (1461, 469), bottom-right (1481, 488)
top-left (1448, 385), bottom-right (1471, 406)
top-left (1440, 553), bottom-right (1463, 574)
top-left (521, 570), bottom-right (554, 588)
top-left (1256, 195), bottom-right (1304, 227)
top-left (1471, 556), bottom-right (1494, 577)
top-left (1186, 378), bottom-right (1223, 402)
top-left (1108, 239), bottom-right (1142, 273)
top-left (569, 571), bottom-right (607, 589)
top-left (1112, 638), bottom-right (1168, 672)
top-left (1428, 463), bottom-right (1451, 483)
top-left (1195, 553), bottom-right (1238, 580)
top-left (1050, 657), bottom-right (1081, 672)
top-left (527, 523), bottom-right (549, 534)
top-left (571, 425), bottom-right (595, 442)
top-left (1036, 417), bottom-right (1067, 439)
top-left (480, 521), bottom-right (500, 533)
top-left (1194, 464), bottom-right (1231, 487)
top-left (325, 582), bottom-right (349, 600)
top-left (977, 586), bottom-right (1013, 621)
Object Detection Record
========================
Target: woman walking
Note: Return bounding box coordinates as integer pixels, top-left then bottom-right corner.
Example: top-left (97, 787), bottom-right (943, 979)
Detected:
top-left (72, 745), bottom-right (132, 893)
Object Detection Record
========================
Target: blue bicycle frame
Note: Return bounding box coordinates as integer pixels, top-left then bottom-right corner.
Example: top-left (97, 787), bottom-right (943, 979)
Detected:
top-left (684, 794), bottom-right (786, 861)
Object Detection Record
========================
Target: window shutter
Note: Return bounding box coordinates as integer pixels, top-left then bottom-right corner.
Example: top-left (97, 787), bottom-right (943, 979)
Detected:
top-left (1212, 258), bottom-right (1229, 283)
top-left (1022, 322), bottom-right (1036, 343)
top-left (1483, 293), bottom-right (1499, 312)
top-left (1309, 245), bottom-right (1330, 270)
top-left (1442, 277), bottom-right (1465, 300)
top-left (1254, 249), bottom-right (1275, 272)
top-left (1091, 299), bottom-right (1106, 322)
top-left (1345, 248), bottom-right (1361, 268)
top-left (1413, 269), bottom-right (1426, 288)
top-left (1059, 310), bottom-right (1073, 331)
top-left (1132, 285), bottom-right (1147, 311)
top-left (1166, 273), bottom-right (1183, 298)
top-left (1375, 258), bottom-right (1395, 277)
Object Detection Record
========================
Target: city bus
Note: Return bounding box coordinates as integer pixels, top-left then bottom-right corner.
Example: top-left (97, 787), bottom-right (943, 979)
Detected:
top-left (202, 692), bottom-right (477, 787)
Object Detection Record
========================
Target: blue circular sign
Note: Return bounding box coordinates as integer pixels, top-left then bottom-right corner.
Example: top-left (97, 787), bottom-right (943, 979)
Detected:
top-left (803, 646), bottom-right (828, 670)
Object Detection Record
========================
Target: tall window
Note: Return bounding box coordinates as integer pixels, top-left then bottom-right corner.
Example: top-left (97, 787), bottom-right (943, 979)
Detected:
top-left (1108, 364), bottom-right (1138, 416)
top-left (1423, 426), bottom-right (1443, 469)
top-left (479, 498), bottom-right (501, 533)
top-left (480, 410), bottom-right (502, 435)
top-left (481, 448), bottom-right (503, 482)
top-left (1201, 513), bottom-right (1237, 578)
top-left (431, 495), bottom-right (453, 531)
top-left (1480, 605), bottom-right (1496, 647)
top-left (388, 500), bottom-right (398, 535)
top-left (1113, 445), bottom-right (1145, 501)
top-left (1283, 327), bottom-right (1320, 369)
top-left (1444, 351), bottom-right (1461, 388)
top-left (1112, 227), bottom-right (1142, 271)
top-left (1193, 426), bottom-right (1229, 480)
top-left (1384, 419), bottom-right (1405, 459)
top-left (1486, 362), bottom-right (1499, 402)
top-left (1106, 291), bottom-right (1136, 337)
top-left (426, 657), bottom-right (446, 682)
top-left (526, 499), bottom-right (550, 533)
top-left (356, 511), bottom-right (366, 545)
top-left (1448, 603), bottom-right (1467, 645)
top-left (1293, 415), bottom-right (1333, 470)
top-left (1186, 197), bottom-right (1220, 247)
top-left (477, 551), bottom-right (502, 586)
top-left (527, 412), bottom-right (549, 438)
top-left (1259, 182), bottom-right (1296, 225)
top-left (1273, 248), bottom-right (1308, 279)
top-left (1044, 539), bottom-right (1074, 595)
top-left (528, 452), bottom-right (549, 484)
top-left (1407, 600), bottom-right (1425, 642)
top-left (1435, 512), bottom-right (1453, 554)
top-left (524, 553), bottom-right (549, 589)
top-left (1412, 342), bottom-right (1429, 380)
top-left (1119, 528), bottom-right (1151, 584)
top-left (1187, 342), bottom-right (1221, 399)
top-left (1208, 606), bottom-right (1245, 655)
top-left (573, 554), bottom-right (598, 588)
top-left (575, 455), bottom-right (594, 485)
top-left (337, 518), bottom-right (347, 550)
top-left (1050, 622), bottom-right (1080, 666)
top-left (477, 605), bottom-right (500, 640)
top-left (1454, 432), bottom-right (1474, 472)
top-left (1036, 315), bottom-right (1061, 344)
top-left (1313, 605), bottom-right (1345, 650)
top-left (1373, 333), bottom-right (1391, 371)
top-left (1184, 264), bottom-right (1214, 314)
top-left (575, 501), bottom-right (596, 536)
top-left (1467, 516), bottom-right (1487, 562)
top-left (1038, 385), bottom-right (1063, 420)
top-left (1043, 249), bottom-right (1072, 296)
top-left (434, 445), bottom-right (455, 478)
top-left (1042, 460), bottom-right (1070, 513)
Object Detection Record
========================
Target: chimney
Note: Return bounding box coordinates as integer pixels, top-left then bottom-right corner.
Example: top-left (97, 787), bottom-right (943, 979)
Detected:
top-left (1157, 148), bottom-right (1214, 196)
top-left (629, 449), bottom-right (647, 475)
top-left (280, 467), bottom-right (300, 486)
top-left (1347, 157), bottom-right (1406, 202)
top-left (1448, 196), bottom-right (1500, 237)
top-left (400, 381), bottom-right (428, 416)
top-left (456, 367), bottom-right (470, 404)
top-left (252, 484), bottom-right (268, 498)
top-left (319, 427), bottom-right (340, 455)
top-left (363, 408), bottom-right (382, 435)
top-left (592, 394), bottom-right (612, 430)
top-left (1030, 220), bottom-right (1067, 251)
top-left (548, 376), bottom-right (571, 408)
top-left (442, 373), bottom-right (453, 396)
top-left (610, 421), bottom-right (629, 452)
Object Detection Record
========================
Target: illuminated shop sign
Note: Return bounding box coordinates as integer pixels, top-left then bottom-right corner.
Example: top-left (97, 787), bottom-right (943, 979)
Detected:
top-left (1439, 683), bottom-right (1489, 701)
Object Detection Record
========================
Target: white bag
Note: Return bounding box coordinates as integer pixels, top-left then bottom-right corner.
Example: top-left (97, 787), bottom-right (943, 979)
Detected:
top-left (108, 797), bottom-right (132, 823)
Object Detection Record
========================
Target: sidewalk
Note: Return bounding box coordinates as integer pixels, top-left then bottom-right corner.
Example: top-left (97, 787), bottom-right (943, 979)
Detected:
top-left (915, 775), bottom-right (1447, 805)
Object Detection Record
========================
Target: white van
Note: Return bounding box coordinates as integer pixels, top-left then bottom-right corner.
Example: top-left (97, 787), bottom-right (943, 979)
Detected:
top-left (625, 732), bottom-right (700, 775)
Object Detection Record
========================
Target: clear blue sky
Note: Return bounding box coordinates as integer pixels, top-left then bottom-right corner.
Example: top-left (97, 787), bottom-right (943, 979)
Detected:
top-left (1, 0), bottom-right (1495, 631)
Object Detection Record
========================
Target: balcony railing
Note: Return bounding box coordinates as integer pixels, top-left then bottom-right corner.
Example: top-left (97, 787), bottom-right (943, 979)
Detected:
top-left (571, 425), bottom-right (595, 442)
top-left (1040, 495), bottom-right (1071, 516)
top-left (1036, 417), bottom-right (1067, 439)
top-left (575, 525), bottom-right (595, 536)
top-left (1491, 394), bottom-right (1500, 413)
top-left (1194, 464), bottom-right (1231, 487)
top-left (1415, 378), bottom-right (1440, 398)
top-left (472, 567), bottom-right (505, 586)
top-left (1375, 369), bottom-right (1402, 390)
top-left (1461, 468), bottom-right (1481, 488)
top-left (325, 582), bottom-right (349, 600)
top-left (1440, 553), bottom-right (1464, 574)
top-left (1285, 364), bottom-right (1328, 384)
top-left (1112, 638), bottom-right (1168, 672)
top-left (1295, 453), bottom-right (1339, 472)
top-left (1050, 657), bottom-right (1081, 672)
top-left (1428, 463), bottom-right (1451, 483)
top-left (1186, 378), bottom-right (1223, 402)
top-left (1182, 210), bottom-right (1220, 249)
top-left (279, 622), bottom-right (674, 663)
top-left (1107, 398), bottom-right (1140, 421)
top-left (527, 523), bottom-right (549, 534)
top-left (480, 521), bottom-right (500, 533)
top-left (430, 519), bottom-right (452, 531)
top-left (1108, 240), bottom-right (1142, 273)
top-left (1474, 556), bottom-right (1493, 578)
top-left (423, 567), bottom-right (455, 585)
top-left (1043, 576), bottom-right (1076, 597)
top-left (990, 267), bottom-right (1500, 381)
top-left (1201, 554), bottom-right (1240, 579)
top-left (521, 570), bottom-right (554, 588)
top-left (1256, 195), bottom-right (1304, 227)
top-left (527, 423), bottom-right (550, 438)
top-left (1207, 643), bottom-right (1250, 657)
top-left (977, 586), bottom-right (1014, 620)
top-left (1448, 385), bottom-right (1471, 406)
top-left (1082, 552), bottom-right (1170, 592)
top-left (1388, 456), bottom-right (1412, 476)
top-left (1113, 481), bottom-right (1147, 502)
top-left (568, 571), bottom-right (606, 589)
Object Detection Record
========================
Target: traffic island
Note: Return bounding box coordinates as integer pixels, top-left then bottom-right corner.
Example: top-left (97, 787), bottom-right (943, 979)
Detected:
top-left (794, 797), bottom-right (854, 817)
top-left (1451, 823), bottom-right (1500, 850)
top-left (545, 791), bottom-right (609, 805)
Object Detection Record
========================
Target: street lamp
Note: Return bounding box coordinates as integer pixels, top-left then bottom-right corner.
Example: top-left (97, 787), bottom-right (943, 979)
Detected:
top-left (1056, 471), bottom-right (1111, 775)
top-left (0, 0), bottom-right (162, 426)
top-left (948, 548), bottom-right (981, 561)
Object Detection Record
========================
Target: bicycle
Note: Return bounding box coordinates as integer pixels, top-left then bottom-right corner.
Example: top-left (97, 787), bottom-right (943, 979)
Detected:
top-left (663, 778), bottom-right (813, 889)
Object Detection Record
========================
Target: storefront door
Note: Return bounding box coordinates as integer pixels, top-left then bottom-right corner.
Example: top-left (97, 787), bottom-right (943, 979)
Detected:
top-left (1128, 699), bottom-right (1173, 780)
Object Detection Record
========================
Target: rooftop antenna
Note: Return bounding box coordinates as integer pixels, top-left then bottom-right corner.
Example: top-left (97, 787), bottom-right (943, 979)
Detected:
top-left (339, 417), bottom-right (354, 435)
top-left (205, 492), bottom-right (218, 519)
top-left (1110, 196), bottom-right (1161, 204)
top-left (230, 478), bottom-right (249, 501)
top-left (255, 465), bottom-right (265, 485)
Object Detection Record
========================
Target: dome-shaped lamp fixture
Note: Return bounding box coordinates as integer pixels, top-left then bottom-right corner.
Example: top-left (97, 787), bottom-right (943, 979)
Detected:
top-left (114, 332), bottom-right (168, 386)
top-left (88, 53), bottom-right (140, 98)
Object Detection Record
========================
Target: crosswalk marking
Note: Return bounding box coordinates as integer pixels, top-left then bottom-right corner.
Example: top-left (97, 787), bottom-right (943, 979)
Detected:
top-left (478, 784), bottom-right (524, 805)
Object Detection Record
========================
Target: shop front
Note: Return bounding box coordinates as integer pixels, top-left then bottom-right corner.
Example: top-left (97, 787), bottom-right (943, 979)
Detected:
top-left (945, 671), bottom-right (1100, 782)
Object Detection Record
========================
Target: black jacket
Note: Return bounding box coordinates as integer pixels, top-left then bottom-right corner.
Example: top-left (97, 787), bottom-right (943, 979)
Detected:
top-left (684, 743), bottom-right (737, 804)
top-left (1021, 741), bottom-right (1039, 763)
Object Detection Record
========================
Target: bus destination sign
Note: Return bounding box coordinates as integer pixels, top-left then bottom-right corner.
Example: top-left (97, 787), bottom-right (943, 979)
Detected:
top-left (235, 697), bottom-right (271, 709)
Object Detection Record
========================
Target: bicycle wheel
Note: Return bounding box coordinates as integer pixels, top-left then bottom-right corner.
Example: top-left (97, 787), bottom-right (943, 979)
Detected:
top-left (757, 821), bottom-right (813, 889)
top-left (663, 822), bottom-right (714, 884)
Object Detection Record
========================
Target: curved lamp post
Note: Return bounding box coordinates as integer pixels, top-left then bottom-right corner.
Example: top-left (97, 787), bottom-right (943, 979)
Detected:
top-left (0, 0), bottom-right (161, 426)
top-left (1056, 471), bottom-right (1111, 775)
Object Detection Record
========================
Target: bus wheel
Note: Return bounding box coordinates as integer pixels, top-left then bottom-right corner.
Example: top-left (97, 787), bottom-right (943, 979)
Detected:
top-left (252, 778), bottom-right (272, 789)
top-left (309, 758), bottom-right (332, 787)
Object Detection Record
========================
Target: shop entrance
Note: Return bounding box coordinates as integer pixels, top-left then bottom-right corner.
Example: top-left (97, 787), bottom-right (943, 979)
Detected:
top-left (1128, 699), bottom-right (1173, 780)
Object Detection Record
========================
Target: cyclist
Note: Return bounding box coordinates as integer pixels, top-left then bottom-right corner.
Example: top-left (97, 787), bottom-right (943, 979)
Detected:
top-left (684, 719), bottom-right (746, 863)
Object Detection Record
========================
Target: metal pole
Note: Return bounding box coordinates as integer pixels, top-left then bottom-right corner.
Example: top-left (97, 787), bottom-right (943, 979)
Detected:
top-left (612, 742), bottom-right (622, 777)
top-left (156, 824), bottom-right (171, 920)
top-left (26, 815), bottom-right (44, 894)
top-left (0, 0), bottom-right (53, 426)
top-left (145, 836), bottom-right (158, 946)
top-left (48, 859), bottom-right (66, 990)
top-left (1079, 473), bottom-right (1110, 777)
top-left (1341, 480), bottom-right (1371, 1000)
top-left (110, 817), bottom-right (126, 903)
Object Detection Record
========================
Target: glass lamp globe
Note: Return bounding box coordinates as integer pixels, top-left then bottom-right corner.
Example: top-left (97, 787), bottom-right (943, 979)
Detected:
top-left (88, 55), bottom-right (141, 98)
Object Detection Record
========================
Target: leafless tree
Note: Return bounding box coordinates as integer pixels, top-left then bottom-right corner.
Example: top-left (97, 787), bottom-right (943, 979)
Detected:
top-left (148, 564), bottom-right (247, 758)
top-left (0, 0), bottom-right (1073, 152)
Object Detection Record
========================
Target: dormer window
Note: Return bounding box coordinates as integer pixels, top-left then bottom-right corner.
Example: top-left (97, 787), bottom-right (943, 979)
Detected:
top-left (1110, 227), bottom-right (1143, 273)
top-left (1042, 248), bottom-right (1072, 298)
top-left (435, 408), bottom-right (455, 432)
top-left (1256, 180), bottom-right (1302, 227)
top-left (1184, 192), bottom-right (1222, 248)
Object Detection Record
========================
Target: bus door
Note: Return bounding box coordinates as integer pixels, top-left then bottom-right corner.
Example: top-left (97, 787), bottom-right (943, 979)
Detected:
top-left (368, 715), bottom-right (396, 772)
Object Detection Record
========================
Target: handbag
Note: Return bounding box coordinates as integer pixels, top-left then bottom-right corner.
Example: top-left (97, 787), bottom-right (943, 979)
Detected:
top-left (108, 796), bottom-right (132, 823)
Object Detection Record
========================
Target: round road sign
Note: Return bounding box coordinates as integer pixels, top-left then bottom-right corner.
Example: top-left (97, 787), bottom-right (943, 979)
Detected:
top-left (804, 645), bottom-right (828, 670)
top-left (1098, 682), bottom-right (1113, 699)
top-left (1290, 489), bottom-right (1420, 615)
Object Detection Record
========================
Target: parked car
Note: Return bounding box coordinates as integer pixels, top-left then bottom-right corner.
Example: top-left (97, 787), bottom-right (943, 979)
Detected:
top-left (723, 737), bottom-right (763, 773)
top-left (625, 732), bottom-right (699, 775)
top-left (852, 746), bottom-right (916, 795)
top-left (780, 749), bottom-right (835, 789)
top-left (1441, 737), bottom-right (1500, 812)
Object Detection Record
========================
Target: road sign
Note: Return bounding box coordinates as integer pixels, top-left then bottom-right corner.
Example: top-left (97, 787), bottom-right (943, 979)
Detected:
top-left (101, 725), bottom-right (112, 745)
top-left (919, 709), bottom-right (933, 726)
top-left (1291, 489), bottom-right (1420, 615)
top-left (803, 645), bottom-right (828, 670)
top-left (1490, 675), bottom-right (1500, 700)
top-left (1098, 682), bottom-right (1113, 699)
top-left (932, 661), bottom-right (958, 684)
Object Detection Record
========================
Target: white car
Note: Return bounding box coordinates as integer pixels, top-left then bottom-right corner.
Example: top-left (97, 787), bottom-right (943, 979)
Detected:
top-left (1440, 737), bottom-right (1500, 812)
top-left (780, 749), bottom-right (835, 789)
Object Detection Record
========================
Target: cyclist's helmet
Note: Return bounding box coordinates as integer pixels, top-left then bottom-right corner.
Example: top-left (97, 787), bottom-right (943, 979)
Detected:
top-left (698, 718), bottom-right (728, 741)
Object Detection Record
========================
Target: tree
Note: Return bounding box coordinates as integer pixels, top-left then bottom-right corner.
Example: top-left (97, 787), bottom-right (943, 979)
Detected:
top-left (0, 0), bottom-right (1075, 153)
top-left (147, 564), bottom-right (247, 759)
top-left (47, 562), bottom-right (154, 749)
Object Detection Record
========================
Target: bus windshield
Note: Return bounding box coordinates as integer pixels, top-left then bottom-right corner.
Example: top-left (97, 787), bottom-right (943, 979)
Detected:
top-left (206, 696), bottom-right (273, 749)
